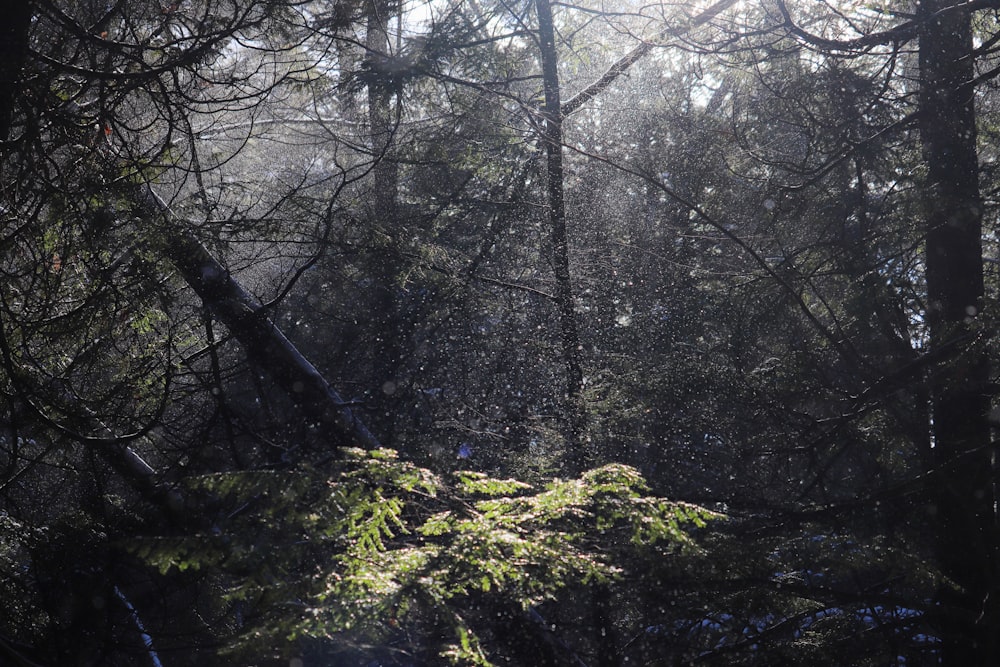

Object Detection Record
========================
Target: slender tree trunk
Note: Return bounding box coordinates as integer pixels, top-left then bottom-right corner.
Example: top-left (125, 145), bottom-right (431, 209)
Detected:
top-left (367, 1), bottom-right (399, 226)
top-left (531, 3), bottom-right (632, 649)
top-left (365, 0), bottom-right (406, 446)
top-left (535, 0), bottom-right (588, 469)
top-left (918, 1), bottom-right (999, 662)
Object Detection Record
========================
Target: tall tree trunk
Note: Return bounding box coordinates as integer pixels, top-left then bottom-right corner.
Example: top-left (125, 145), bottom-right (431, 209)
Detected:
top-left (365, 0), bottom-right (406, 447)
top-left (918, 1), bottom-right (999, 662)
top-left (528, 4), bottom-right (631, 652)
top-left (535, 0), bottom-right (588, 469)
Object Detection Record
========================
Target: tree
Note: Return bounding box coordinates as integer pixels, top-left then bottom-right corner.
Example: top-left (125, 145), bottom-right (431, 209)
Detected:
top-left (6, 0), bottom-right (1000, 664)
top-left (659, 1), bottom-right (1000, 662)
top-left (917, 0), bottom-right (997, 661)
top-left (0, 0), bottom-right (390, 661)
top-left (535, 0), bottom-right (588, 468)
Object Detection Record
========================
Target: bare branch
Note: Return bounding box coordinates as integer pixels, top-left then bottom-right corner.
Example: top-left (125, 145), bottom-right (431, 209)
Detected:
top-left (561, 0), bottom-right (739, 117)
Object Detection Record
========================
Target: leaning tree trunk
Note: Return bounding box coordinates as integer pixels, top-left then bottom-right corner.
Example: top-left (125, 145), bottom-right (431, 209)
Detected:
top-left (137, 189), bottom-right (382, 454)
top-left (2, 10), bottom-right (381, 508)
top-left (918, 1), bottom-right (999, 662)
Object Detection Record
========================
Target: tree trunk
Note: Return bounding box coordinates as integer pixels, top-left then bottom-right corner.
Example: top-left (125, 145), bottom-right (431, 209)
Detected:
top-left (365, 0), bottom-right (406, 447)
top-left (169, 234), bottom-right (383, 454)
top-left (535, 0), bottom-right (588, 469)
top-left (918, 1), bottom-right (999, 662)
top-left (139, 187), bottom-right (381, 454)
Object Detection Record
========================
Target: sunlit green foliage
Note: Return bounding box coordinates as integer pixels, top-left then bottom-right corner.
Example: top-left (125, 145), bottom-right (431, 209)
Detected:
top-left (132, 447), bottom-right (719, 664)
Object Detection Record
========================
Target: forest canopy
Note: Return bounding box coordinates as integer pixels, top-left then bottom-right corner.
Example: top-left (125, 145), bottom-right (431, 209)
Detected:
top-left (1, 0), bottom-right (999, 665)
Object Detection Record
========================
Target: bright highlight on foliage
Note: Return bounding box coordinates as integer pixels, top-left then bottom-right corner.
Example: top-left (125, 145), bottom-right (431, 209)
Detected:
top-left (134, 448), bottom-right (719, 665)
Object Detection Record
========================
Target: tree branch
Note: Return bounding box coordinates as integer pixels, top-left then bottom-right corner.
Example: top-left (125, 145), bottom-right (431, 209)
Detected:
top-left (561, 0), bottom-right (739, 117)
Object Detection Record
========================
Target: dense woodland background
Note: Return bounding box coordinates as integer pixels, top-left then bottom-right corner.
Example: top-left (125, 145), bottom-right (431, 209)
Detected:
top-left (2, 0), bottom-right (1000, 665)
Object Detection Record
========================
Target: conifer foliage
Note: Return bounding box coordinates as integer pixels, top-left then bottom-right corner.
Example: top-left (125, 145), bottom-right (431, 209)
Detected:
top-left (4, 0), bottom-right (1000, 665)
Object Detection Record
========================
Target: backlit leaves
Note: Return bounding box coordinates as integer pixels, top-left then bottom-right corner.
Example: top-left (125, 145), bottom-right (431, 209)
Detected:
top-left (132, 448), bottom-right (719, 665)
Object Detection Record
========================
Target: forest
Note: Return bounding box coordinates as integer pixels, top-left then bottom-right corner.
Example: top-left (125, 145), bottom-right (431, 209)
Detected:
top-left (1, 0), bottom-right (999, 665)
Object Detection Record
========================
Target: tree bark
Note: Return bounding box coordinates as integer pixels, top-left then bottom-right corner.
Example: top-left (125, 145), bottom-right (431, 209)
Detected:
top-left (918, 1), bottom-right (999, 661)
top-left (535, 0), bottom-right (588, 469)
top-left (365, 0), bottom-right (406, 446)
top-left (138, 189), bottom-right (382, 454)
